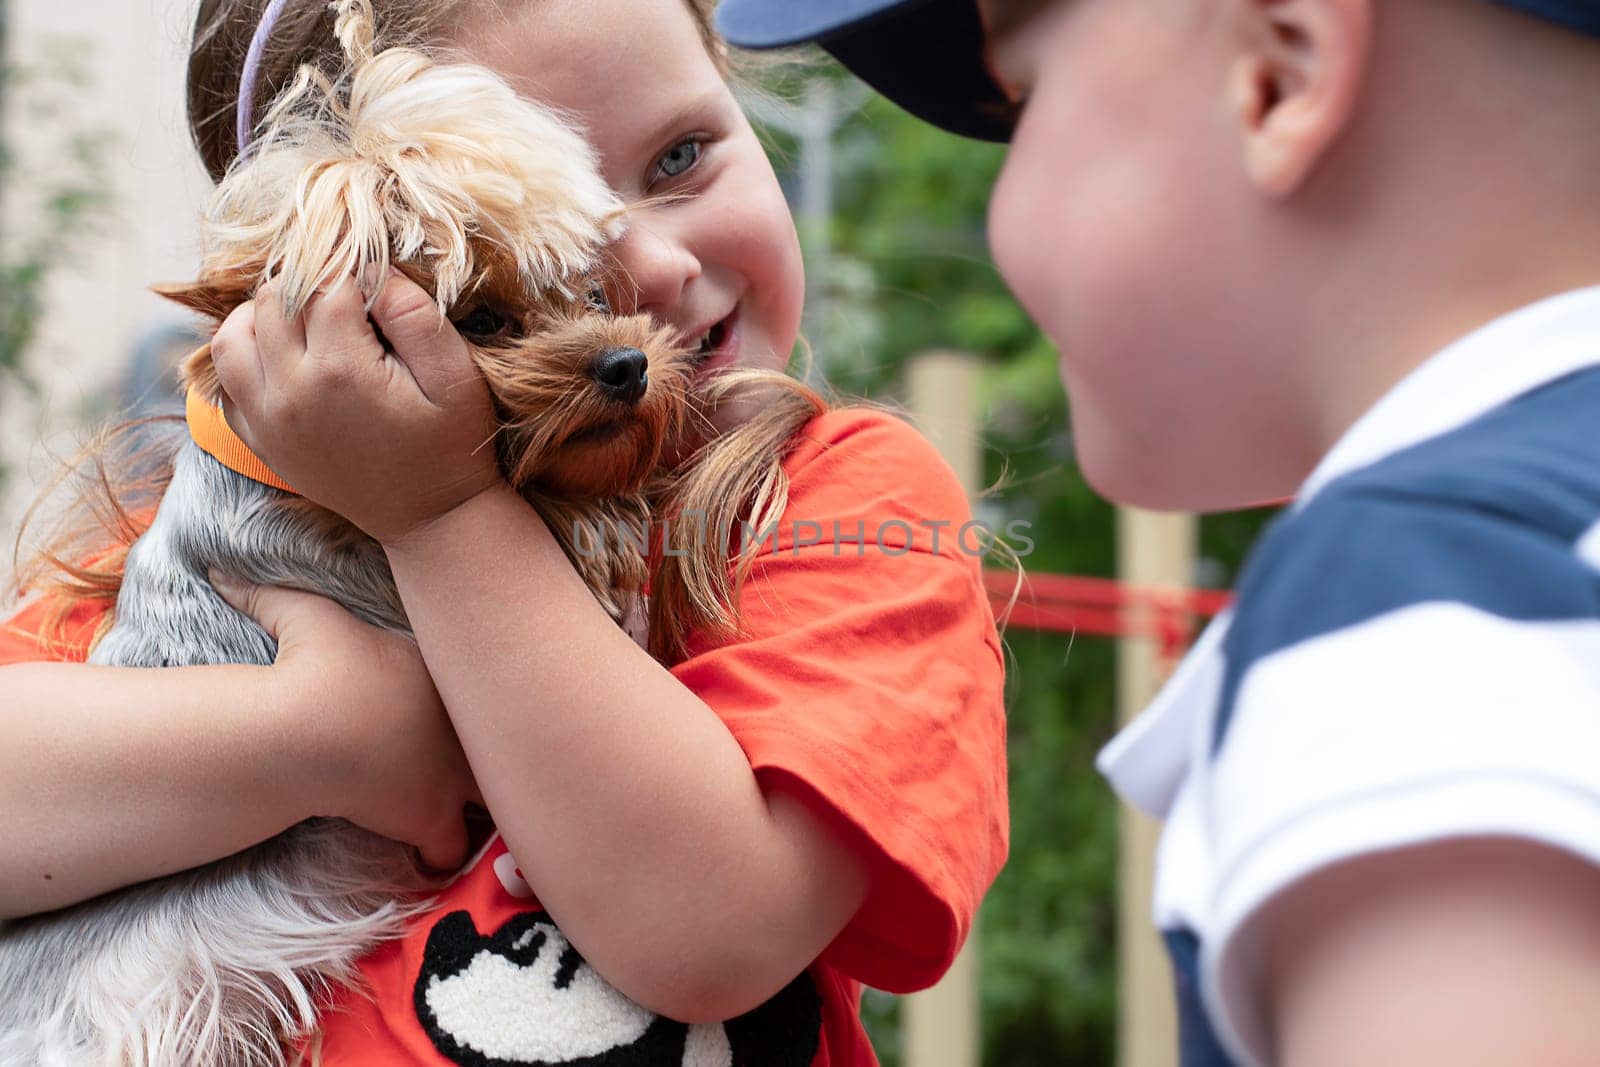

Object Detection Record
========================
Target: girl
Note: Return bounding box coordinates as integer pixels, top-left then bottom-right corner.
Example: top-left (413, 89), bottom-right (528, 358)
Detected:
top-left (0, 0), bottom-right (1008, 1061)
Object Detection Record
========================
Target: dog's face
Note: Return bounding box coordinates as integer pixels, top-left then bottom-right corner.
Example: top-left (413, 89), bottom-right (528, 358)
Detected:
top-left (391, 251), bottom-right (693, 503)
top-left (161, 28), bottom-right (695, 502)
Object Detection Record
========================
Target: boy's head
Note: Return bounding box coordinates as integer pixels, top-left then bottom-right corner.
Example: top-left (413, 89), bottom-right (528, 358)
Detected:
top-left (721, 0), bottom-right (1600, 512)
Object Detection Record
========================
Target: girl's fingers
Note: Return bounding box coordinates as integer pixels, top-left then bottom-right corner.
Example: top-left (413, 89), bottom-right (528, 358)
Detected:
top-left (208, 570), bottom-right (345, 645)
top-left (368, 271), bottom-right (475, 407)
top-left (218, 392), bottom-right (256, 456)
top-left (416, 817), bottom-right (470, 875)
top-left (210, 299), bottom-right (265, 412)
top-left (251, 280), bottom-right (308, 378)
top-left (207, 571), bottom-right (254, 619)
top-left (302, 276), bottom-right (385, 375)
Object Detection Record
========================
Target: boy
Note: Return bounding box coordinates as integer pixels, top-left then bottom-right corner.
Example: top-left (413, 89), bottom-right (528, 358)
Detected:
top-left (717, 0), bottom-right (1600, 1063)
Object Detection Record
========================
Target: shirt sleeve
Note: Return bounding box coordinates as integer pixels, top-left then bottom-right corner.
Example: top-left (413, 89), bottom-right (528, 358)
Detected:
top-left (1198, 485), bottom-right (1600, 1064)
top-left (669, 408), bottom-right (1009, 994)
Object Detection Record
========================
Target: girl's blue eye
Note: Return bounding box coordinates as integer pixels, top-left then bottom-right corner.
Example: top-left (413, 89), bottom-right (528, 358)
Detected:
top-left (654, 139), bottom-right (702, 182)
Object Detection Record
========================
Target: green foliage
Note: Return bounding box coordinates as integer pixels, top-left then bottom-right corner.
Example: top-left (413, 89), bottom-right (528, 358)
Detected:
top-left (764, 79), bottom-right (1280, 1063)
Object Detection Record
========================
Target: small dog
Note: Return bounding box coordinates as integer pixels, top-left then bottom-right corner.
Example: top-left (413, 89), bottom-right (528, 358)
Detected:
top-left (0, 1), bottom-right (824, 1062)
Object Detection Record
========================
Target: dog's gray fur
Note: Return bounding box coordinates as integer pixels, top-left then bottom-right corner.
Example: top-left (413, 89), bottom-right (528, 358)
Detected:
top-left (0, 435), bottom-right (433, 1066)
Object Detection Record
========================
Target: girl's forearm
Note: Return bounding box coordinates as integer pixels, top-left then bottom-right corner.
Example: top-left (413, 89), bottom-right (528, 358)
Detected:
top-left (0, 662), bottom-right (310, 918)
top-left (384, 486), bottom-right (851, 1022)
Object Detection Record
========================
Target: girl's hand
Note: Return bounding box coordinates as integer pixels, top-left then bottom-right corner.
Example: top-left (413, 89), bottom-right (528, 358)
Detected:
top-left (211, 574), bottom-right (485, 871)
top-left (210, 273), bottom-right (502, 547)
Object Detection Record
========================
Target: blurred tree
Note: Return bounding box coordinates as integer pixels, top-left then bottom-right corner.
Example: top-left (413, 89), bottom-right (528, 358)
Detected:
top-left (756, 79), bottom-right (1278, 1064)
top-left (0, 35), bottom-right (113, 495)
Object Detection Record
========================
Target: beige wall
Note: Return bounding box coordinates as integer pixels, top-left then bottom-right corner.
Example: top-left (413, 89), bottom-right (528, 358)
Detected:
top-left (1, 0), bottom-right (210, 580)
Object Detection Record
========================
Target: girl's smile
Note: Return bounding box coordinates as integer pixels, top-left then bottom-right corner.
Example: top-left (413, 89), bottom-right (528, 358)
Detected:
top-left (687, 307), bottom-right (740, 379)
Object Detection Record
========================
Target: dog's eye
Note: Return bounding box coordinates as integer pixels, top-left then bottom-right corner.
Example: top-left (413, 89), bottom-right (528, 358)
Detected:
top-left (453, 306), bottom-right (512, 340)
top-left (586, 285), bottom-right (611, 315)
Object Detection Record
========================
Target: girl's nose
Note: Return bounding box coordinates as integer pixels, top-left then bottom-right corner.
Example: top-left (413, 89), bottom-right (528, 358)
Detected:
top-left (612, 220), bottom-right (701, 317)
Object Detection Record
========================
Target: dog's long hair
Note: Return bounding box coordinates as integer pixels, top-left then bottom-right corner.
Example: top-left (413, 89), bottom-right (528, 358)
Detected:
top-left (3, 2), bottom-right (824, 1062)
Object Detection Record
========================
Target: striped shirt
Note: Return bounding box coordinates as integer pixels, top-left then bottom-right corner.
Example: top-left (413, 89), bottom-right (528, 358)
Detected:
top-left (1098, 286), bottom-right (1600, 1067)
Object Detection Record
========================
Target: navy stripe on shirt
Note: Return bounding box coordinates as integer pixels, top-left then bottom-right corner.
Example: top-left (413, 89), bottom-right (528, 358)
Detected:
top-left (1212, 364), bottom-right (1600, 753)
top-left (1164, 929), bottom-right (1239, 1067)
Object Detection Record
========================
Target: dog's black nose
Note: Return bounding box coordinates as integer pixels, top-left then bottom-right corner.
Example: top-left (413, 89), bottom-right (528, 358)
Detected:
top-left (593, 347), bottom-right (649, 404)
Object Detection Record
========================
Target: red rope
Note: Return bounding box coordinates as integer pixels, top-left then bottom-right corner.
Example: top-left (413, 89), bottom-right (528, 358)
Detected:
top-left (978, 498), bottom-right (1283, 657)
top-left (985, 569), bottom-right (1233, 659)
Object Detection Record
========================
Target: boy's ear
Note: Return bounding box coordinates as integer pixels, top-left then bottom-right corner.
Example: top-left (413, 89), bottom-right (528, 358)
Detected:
top-left (1227, 0), bottom-right (1371, 197)
top-left (150, 276), bottom-right (253, 323)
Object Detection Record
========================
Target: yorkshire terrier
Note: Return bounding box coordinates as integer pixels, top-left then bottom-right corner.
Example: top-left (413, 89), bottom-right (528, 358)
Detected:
top-left (0, 1), bottom-right (823, 1063)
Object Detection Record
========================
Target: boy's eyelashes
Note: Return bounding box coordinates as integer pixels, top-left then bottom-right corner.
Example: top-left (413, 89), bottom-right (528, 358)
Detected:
top-left (979, 92), bottom-right (1028, 129)
top-left (985, 62), bottom-right (1030, 116)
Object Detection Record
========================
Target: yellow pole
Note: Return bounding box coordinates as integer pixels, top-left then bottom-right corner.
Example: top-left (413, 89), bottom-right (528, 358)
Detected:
top-left (903, 349), bottom-right (983, 1067)
top-left (1114, 507), bottom-right (1193, 1067)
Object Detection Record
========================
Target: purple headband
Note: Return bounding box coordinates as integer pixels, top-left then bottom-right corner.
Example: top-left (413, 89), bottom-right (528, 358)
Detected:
top-left (235, 0), bottom-right (295, 158)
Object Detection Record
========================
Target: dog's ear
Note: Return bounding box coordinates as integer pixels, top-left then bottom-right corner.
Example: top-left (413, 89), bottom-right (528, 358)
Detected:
top-left (150, 277), bottom-right (253, 322)
top-left (179, 342), bottom-right (223, 401)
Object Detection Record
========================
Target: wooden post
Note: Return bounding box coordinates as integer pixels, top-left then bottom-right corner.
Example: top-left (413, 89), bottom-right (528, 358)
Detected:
top-left (1114, 507), bottom-right (1193, 1067)
top-left (905, 349), bottom-right (982, 493)
top-left (903, 349), bottom-right (982, 1067)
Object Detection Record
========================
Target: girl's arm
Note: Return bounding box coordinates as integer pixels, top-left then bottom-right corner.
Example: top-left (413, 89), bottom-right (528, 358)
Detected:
top-left (0, 659), bottom-right (302, 917)
top-left (0, 584), bottom-right (480, 918)
top-left (1263, 837), bottom-right (1600, 1066)
top-left (211, 276), bottom-right (873, 1024)
top-left (384, 486), bottom-right (872, 1024)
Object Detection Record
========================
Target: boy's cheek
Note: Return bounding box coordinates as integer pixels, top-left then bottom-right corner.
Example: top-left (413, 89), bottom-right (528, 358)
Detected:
top-left (987, 149), bottom-right (1070, 347)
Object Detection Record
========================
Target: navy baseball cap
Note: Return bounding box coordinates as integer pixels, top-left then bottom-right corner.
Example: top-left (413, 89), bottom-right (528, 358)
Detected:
top-left (715, 0), bottom-right (1016, 143)
top-left (1498, 0), bottom-right (1600, 35)
top-left (717, 0), bottom-right (1600, 144)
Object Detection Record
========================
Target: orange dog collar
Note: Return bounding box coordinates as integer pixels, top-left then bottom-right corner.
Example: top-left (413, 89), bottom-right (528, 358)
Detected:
top-left (184, 386), bottom-right (297, 495)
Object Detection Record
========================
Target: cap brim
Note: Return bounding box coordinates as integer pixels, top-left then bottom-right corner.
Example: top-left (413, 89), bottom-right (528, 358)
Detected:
top-left (1493, 0), bottom-right (1600, 35)
top-left (717, 0), bottom-right (1015, 143)
top-left (715, 0), bottom-right (922, 48)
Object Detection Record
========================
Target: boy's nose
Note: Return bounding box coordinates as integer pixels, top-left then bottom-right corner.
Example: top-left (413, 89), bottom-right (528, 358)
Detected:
top-left (594, 346), bottom-right (649, 404)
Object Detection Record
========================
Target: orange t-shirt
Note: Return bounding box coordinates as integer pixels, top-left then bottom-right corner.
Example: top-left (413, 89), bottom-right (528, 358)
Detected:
top-left (1, 407), bottom-right (1009, 1066)
top-left (0, 593), bottom-right (112, 664)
